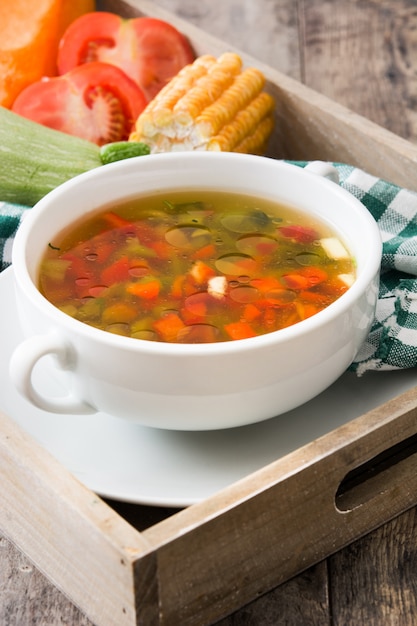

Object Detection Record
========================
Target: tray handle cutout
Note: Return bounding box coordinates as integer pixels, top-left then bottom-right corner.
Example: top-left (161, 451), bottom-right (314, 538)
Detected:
top-left (335, 431), bottom-right (417, 512)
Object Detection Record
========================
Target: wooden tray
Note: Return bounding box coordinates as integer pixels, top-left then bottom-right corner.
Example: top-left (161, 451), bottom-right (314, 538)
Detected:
top-left (1, 2), bottom-right (417, 625)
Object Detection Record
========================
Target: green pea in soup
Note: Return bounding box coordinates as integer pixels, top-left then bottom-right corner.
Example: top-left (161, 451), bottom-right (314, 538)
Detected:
top-left (38, 190), bottom-right (356, 343)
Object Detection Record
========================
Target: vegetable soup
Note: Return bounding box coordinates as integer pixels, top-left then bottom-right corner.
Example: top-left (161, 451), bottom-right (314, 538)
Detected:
top-left (38, 190), bottom-right (356, 343)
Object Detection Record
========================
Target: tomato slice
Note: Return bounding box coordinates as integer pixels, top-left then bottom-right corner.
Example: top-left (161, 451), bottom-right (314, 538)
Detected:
top-left (57, 12), bottom-right (195, 101)
top-left (11, 62), bottom-right (147, 145)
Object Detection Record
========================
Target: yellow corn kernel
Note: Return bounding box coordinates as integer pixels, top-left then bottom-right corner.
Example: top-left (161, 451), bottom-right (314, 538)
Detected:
top-left (234, 115), bottom-right (275, 155)
top-left (129, 53), bottom-right (275, 155)
top-left (206, 91), bottom-right (275, 152)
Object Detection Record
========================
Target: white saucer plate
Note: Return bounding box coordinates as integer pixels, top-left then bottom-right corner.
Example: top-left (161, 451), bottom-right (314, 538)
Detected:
top-left (1, 267), bottom-right (416, 508)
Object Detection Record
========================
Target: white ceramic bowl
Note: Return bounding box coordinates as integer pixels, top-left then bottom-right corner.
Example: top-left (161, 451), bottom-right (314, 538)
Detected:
top-left (9, 153), bottom-right (381, 430)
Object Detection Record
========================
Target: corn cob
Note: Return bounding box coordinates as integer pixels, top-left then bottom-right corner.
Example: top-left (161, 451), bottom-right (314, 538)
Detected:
top-left (129, 52), bottom-right (275, 155)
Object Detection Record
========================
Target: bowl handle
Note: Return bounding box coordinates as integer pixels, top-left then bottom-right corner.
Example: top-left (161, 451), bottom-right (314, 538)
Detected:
top-left (304, 160), bottom-right (340, 183)
top-left (9, 332), bottom-right (95, 415)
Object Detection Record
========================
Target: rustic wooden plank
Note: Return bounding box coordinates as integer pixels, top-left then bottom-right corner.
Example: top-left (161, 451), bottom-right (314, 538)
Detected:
top-left (329, 508), bottom-right (417, 625)
top-left (300, 0), bottom-right (417, 142)
top-left (215, 562), bottom-right (330, 625)
top-left (147, 0), bottom-right (302, 79)
top-left (0, 412), bottom-right (157, 626)
top-left (2, 1), bottom-right (417, 625)
top-left (141, 386), bottom-right (417, 625)
top-left (0, 535), bottom-right (93, 626)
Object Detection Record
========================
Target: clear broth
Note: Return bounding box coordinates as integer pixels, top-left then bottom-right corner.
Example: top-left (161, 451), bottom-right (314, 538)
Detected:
top-left (38, 190), bottom-right (356, 343)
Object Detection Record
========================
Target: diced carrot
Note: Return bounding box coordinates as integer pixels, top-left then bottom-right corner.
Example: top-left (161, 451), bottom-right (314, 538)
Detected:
top-left (102, 302), bottom-right (137, 325)
top-left (256, 291), bottom-right (294, 308)
top-left (183, 292), bottom-right (208, 318)
top-left (242, 303), bottom-right (261, 322)
top-left (126, 278), bottom-right (161, 299)
top-left (183, 275), bottom-right (201, 296)
top-left (299, 290), bottom-right (328, 303)
top-left (103, 212), bottom-right (132, 229)
top-left (299, 266), bottom-right (328, 286)
top-left (150, 239), bottom-right (173, 259)
top-left (191, 243), bottom-right (216, 260)
top-left (61, 252), bottom-right (91, 277)
top-left (224, 321), bottom-right (257, 341)
top-left (189, 260), bottom-right (216, 285)
top-left (250, 276), bottom-right (282, 293)
top-left (295, 301), bottom-right (319, 320)
top-left (101, 255), bottom-right (130, 286)
top-left (281, 273), bottom-right (309, 290)
top-left (170, 274), bottom-right (186, 299)
top-left (153, 312), bottom-right (186, 342)
top-left (303, 303), bottom-right (320, 319)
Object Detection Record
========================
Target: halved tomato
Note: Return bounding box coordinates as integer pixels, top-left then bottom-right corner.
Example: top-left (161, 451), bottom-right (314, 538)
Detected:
top-left (57, 12), bottom-right (195, 101)
top-left (11, 62), bottom-right (147, 145)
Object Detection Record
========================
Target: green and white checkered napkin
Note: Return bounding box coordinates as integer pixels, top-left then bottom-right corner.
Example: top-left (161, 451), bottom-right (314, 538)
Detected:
top-left (1, 162), bottom-right (416, 376)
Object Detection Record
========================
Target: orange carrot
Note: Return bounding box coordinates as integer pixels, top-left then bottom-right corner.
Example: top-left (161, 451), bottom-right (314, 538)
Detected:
top-left (189, 260), bottom-right (216, 285)
top-left (153, 312), bottom-right (186, 342)
top-left (170, 274), bottom-right (185, 299)
top-left (250, 276), bottom-right (282, 293)
top-left (100, 255), bottom-right (130, 286)
top-left (0, 0), bottom-right (96, 108)
top-left (126, 278), bottom-right (161, 299)
top-left (300, 266), bottom-right (328, 286)
top-left (281, 273), bottom-right (309, 290)
top-left (224, 321), bottom-right (257, 341)
top-left (299, 290), bottom-right (328, 304)
top-left (102, 211), bottom-right (134, 230)
top-left (295, 301), bottom-right (319, 320)
top-left (191, 243), bottom-right (216, 260)
top-left (242, 303), bottom-right (261, 322)
top-left (150, 240), bottom-right (173, 259)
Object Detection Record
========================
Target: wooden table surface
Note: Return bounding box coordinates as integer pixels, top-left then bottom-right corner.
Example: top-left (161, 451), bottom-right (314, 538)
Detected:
top-left (1, 1), bottom-right (417, 624)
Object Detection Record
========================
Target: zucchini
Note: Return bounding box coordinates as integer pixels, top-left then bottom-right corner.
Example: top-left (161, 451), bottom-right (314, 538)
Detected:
top-left (0, 107), bottom-right (150, 206)
top-left (100, 140), bottom-right (150, 165)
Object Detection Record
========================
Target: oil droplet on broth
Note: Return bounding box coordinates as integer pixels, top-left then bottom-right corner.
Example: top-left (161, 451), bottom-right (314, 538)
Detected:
top-left (177, 324), bottom-right (221, 343)
top-left (215, 254), bottom-right (258, 276)
top-left (105, 323), bottom-right (131, 336)
top-left (295, 252), bottom-right (322, 266)
top-left (229, 285), bottom-right (259, 303)
top-left (236, 234), bottom-right (278, 256)
top-left (165, 224), bottom-right (211, 249)
top-left (184, 292), bottom-right (228, 317)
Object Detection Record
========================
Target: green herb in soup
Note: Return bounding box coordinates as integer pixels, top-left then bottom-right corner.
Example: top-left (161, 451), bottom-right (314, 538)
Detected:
top-left (38, 191), bottom-right (356, 343)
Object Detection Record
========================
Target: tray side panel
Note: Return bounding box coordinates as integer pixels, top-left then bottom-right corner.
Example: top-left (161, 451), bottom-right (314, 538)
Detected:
top-left (143, 387), bottom-right (417, 625)
top-left (0, 411), bottom-right (157, 626)
top-left (105, 0), bottom-right (417, 191)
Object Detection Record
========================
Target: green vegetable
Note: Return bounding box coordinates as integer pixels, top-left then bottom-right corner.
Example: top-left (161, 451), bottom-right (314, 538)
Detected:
top-left (0, 107), bottom-right (150, 206)
top-left (100, 141), bottom-right (150, 164)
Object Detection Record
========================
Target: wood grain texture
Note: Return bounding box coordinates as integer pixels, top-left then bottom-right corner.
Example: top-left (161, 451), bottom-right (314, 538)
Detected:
top-left (300, 0), bottom-right (417, 142)
top-left (1, 1), bottom-right (417, 625)
top-left (0, 536), bottom-right (92, 626)
top-left (329, 509), bottom-right (417, 625)
top-left (0, 411), bottom-right (155, 626)
top-left (145, 0), bottom-right (302, 79)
